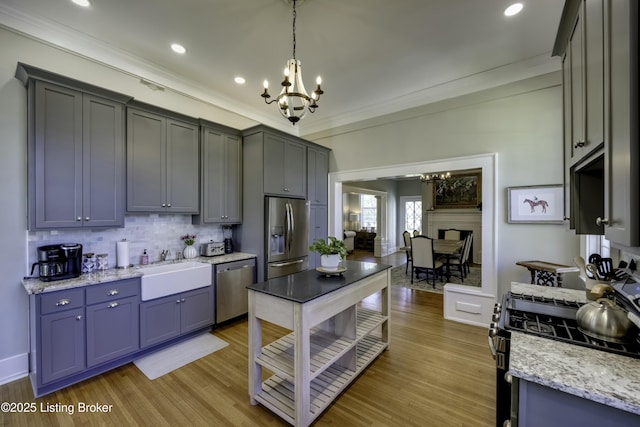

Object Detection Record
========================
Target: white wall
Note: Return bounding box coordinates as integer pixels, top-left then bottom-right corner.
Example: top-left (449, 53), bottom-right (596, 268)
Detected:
top-left (305, 72), bottom-right (581, 295)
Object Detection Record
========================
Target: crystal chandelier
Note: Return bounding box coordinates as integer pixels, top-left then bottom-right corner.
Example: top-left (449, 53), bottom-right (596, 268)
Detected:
top-left (260, 0), bottom-right (324, 125)
top-left (420, 172), bottom-right (451, 182)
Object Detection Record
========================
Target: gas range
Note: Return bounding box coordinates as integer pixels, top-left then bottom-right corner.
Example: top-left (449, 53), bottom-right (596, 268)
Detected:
top-left (502, 292), bottom-right (640, 359)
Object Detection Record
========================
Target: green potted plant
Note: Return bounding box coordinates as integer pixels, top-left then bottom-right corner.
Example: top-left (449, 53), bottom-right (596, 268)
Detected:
top-left (309, 236), bottom-right (347, 271)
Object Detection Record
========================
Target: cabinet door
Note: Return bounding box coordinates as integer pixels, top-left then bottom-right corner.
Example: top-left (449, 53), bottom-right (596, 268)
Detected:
top-left (604, 0), bottom-right (638, 245)
top-left (309, 205), bottom-right (328, 269)
top-left (569, 6), bottom-right (585, 163)
top-left (180, 286), bottom-right (214, 334)
top-left (40, 308), bottom-right (85, 384)
top-left (86, 295), bottom-right (139, 367)
top-left (308, 147), bottom-right (329, 205)
top-left (127, 108), bottom-right (166, 212)
top-left (200, 128), bottom-right (242, 223)
top-left (224, 135), bottom-right (242, 223)
top-left (32, 81), bottom-right (83, 229)
top-left (82, 94), bottom-right (125, 227)
top-left (284, 139), bottom-right (307, 197)
top-left (139, 295), bottom-right (181, 348)
top-left (166, 118), bottom-right (199, 213)
top-left (263, 133), bottom-right (287, 195)
top-left (264, 134), bottom-right (306, 197)
top-left (584, 0), bottom-right (604, 150)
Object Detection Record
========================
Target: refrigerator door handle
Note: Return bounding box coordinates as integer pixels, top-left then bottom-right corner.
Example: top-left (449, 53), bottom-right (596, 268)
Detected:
top-left (270, 259), bottom-right (305, 267)
top-left (284, 202), bottom-right (291, 257)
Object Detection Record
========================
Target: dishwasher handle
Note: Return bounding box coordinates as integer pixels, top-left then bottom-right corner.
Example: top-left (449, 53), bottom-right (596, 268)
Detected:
top-left (217, 263), bottom-right (252, 273)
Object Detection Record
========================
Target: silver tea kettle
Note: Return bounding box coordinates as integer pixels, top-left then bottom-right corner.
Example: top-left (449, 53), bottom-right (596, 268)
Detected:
top-left (576, 298), bottom-right (635, 343)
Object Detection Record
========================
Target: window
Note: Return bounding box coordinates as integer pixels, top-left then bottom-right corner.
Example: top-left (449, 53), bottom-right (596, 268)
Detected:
top-left (360, 194), bottom-right (377, 229)
top-left (401, 197), bottom-right (422, 234)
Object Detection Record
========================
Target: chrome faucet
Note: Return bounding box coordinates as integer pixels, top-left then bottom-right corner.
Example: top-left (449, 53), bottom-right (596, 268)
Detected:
top-left (160, 249), bottom-right (170, 261)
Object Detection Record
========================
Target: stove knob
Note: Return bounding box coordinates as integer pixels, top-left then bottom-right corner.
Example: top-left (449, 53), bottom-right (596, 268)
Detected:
top-left (492, 312), bottom-right (500, 322)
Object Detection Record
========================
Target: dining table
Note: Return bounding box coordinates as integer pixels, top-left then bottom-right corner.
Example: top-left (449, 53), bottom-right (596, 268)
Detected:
top-left (433, 239), bottom-right (464, 280)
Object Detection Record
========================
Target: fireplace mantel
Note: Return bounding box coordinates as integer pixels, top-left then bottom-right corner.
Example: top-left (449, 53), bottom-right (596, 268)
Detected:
top-left (425, 210), bottom-right (482, 264)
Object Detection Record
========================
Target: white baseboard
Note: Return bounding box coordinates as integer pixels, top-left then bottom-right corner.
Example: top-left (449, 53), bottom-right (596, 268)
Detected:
top-left (0, 353), bottom-right (28, 386)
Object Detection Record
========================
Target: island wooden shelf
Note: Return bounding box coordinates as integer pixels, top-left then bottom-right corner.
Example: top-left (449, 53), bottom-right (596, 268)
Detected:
top-left (247, 261), bottom-right (391, 426)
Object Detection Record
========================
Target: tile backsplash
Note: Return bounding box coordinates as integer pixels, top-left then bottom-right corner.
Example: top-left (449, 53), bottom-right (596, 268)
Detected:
top-left (27, 214), bottom-right (229, 273)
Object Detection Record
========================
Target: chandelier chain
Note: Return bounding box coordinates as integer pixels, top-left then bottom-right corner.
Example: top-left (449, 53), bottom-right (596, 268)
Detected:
top-left (292, 0), bottom-right (297, 59)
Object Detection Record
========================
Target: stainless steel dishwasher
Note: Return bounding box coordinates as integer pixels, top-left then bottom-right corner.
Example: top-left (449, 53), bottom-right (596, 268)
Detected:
top-left (215, 258), bottom-right (256, 324)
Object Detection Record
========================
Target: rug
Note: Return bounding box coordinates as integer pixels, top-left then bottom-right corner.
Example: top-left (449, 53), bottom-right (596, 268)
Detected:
top-left (134, 333), bottom-right (228, 380)
top-left (390, 263), bottom-right (481, 294)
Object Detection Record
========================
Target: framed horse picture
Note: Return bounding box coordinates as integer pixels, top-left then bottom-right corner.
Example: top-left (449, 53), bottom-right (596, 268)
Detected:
top-left (507, 184), bottom-right (563, 223)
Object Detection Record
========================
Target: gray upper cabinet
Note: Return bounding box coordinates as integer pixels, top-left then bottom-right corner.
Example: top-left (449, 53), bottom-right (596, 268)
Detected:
top-left (16, 63), bottom-right (129, 230)
top-left (262, 132), bottom-right (306, 197)
top-left (193, 121), bottom-right (242, 224)
top-left (554, 0), bottom-right (639, 245)
top-left (127, 102), bottom-right (199, 214)
top-left (603, 0), bottom-right (639, 246)
top-left (307, 146), bottom-right (329, 205)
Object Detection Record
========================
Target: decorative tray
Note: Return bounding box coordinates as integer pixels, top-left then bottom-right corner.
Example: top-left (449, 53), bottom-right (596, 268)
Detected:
top-left (316, 266), bottom-right (347, 276)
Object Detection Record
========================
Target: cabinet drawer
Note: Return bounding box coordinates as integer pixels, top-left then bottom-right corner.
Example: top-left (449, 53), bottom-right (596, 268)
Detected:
top-left (39, 288), bottom-right (84, 315)
top-left (86, 278), bottom-right (140, 305)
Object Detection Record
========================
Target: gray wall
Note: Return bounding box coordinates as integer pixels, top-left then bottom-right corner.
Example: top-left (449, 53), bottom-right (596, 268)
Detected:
top-left (305, 73), bottom-right (581, 294)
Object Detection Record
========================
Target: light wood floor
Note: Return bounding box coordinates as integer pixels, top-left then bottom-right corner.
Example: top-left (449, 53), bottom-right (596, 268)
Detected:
top-left (1, 255), bottom-right (496, 426)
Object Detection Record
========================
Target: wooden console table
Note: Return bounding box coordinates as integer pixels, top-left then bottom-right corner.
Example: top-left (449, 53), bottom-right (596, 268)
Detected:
top-left (516, 260), bottom-right (579, 287)
top-left (247, 261), bottom-right (391, 426)
top-left (355, 231), bottom-right (376, 251)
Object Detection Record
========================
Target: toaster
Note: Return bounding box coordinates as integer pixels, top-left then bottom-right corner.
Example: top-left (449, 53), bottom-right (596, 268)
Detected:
top-left (200, 241), bottom-right (225, 257)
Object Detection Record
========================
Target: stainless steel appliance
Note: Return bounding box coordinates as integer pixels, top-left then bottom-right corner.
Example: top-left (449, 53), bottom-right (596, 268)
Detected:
top-left (215, 258), bottom-right (256, 323)
top-left (489, 286), bottom-right (640, 426)
top-left (200, 241), bottom-right (225, 257)
top-left (266, 197), bottom-right (309, 279)
top-left (31, 243), bottom-right (83, 281)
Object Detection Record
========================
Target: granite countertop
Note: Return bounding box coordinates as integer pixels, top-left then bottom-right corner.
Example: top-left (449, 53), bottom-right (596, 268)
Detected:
top-left (22, 252), bottom-right (257, 295)
top-left (508, 282), bottom-right (640, 415)
top-left (247, 260), bottom-right (391, 303)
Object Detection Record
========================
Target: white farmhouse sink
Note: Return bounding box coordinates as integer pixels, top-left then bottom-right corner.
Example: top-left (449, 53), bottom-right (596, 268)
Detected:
top-left (139, 261), bottom-right (211, 301)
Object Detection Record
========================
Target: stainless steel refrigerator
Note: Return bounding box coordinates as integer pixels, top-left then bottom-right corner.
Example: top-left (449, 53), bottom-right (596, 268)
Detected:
top-left (266, 197), bottom-right (310, 279)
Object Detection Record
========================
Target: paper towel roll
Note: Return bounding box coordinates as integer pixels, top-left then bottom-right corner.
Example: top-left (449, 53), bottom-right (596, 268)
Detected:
top-left (116, 240), bottom-right (129, 268)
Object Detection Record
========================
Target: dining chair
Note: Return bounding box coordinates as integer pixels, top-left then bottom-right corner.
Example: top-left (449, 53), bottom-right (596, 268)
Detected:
top-left (444, 228), bottom-right (461, 240)
top-left (410, 235), bottom-right (444, 287)
top-left (413, 229), bottom-right (419, 237)
top-left (403, 231), bottom-right (413, 274)
top-left (444, 233), bottom-right (472, 281)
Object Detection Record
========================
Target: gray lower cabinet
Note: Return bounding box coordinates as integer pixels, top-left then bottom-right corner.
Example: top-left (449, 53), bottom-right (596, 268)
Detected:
top-left (517, 378), bottom-right (639, 426)
top-left (39, 306), bottom-right (85, 385)
top-left (16, 63), bottom-right (129, 231)
top-left (31, 278), bottom-right (141, 396)
top-left (193, 121), bottom-right (242, 224)
top-left (127, 102), bottom-right (200, 213)
top-left (86, 295), bottom-right (139, 368)
top-left (139, 285), bottom-right (214, 348)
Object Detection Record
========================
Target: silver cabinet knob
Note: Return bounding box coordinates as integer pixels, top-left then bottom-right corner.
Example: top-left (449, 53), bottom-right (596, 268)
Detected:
top-left (574, 140), bottom-right (585, 148)
top-left (56, 299), bottom-right (70, 306)
top-left (85, 216), bottom-right (90, 221)
top-left (176, 299), bottom-right (181, 304)
top-left (108, 302), bottom-right (120, 309)
top-left (76, 315), bottom-right (82, 321)
top-left (108, 289), bottom-right (120, 296)
top-left (167, 203), bottom-right (172, 207)
top-left (596, 217), bottom-right (609, 226)
top-left (77, 217), bottom-right (82, 221)
top-left (162, 203), bottom-right (166, 207)
top-left (181, 298), bottom-right (185, 303)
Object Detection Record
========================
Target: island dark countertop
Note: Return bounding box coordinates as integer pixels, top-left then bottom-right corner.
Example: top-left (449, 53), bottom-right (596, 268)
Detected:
top-left (247, 260), bottom-right (391, 303)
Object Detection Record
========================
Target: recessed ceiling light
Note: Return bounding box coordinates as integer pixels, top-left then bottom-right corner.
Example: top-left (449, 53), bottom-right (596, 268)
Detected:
top-left (170, 43), bottom-right (187, 54)
top-left (71, 0), bottom-right (91, 7)
top-left (504, 3), bottom-right (523, 17)
top-left (234, 77), bottom-right (246, 85)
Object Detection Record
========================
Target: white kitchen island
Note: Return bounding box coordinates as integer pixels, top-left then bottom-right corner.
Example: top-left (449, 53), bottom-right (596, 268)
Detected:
top-left (247, 260), bottom-right (391, 426)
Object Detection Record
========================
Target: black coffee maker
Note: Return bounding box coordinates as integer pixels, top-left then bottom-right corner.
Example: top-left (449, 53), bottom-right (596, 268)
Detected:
top-left (222, 226), bottom-right (234, 254)
top-left (31, 243), bottom-right (83, 281)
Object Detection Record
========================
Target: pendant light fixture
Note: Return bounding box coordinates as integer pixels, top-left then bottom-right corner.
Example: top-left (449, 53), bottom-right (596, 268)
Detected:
top-left (260, 0), bottom-right (324, 125)
top-left (420, 172), bottom-right (451, 183)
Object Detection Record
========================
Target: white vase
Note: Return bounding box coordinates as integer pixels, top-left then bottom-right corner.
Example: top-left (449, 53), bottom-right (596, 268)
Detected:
top-left (320, 254), bottom-right (341, 271)
top-left (183, 245), bottom-right (198, 259)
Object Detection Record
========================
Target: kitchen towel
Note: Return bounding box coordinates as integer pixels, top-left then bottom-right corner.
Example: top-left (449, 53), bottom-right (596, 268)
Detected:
top-left (116, 240), bottom-right (129, 268)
